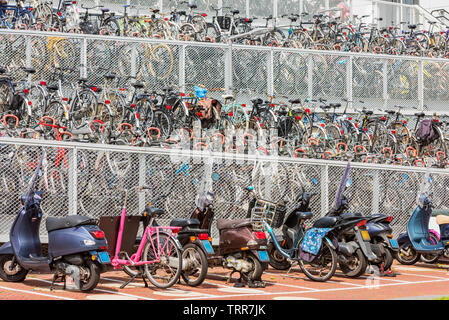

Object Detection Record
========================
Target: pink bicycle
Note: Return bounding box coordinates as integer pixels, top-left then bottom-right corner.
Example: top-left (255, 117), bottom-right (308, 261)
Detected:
top-left (111, 186), bottom-right (183, 289)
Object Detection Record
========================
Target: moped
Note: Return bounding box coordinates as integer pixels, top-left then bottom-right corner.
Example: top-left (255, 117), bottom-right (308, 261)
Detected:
top-left (0, 149), bottom-right (110, 292)
top-left (395, 174), bottom-right (449, 265)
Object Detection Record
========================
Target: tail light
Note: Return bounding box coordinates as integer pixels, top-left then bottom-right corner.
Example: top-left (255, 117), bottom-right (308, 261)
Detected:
top-left (62, 97), bottom-right (68, 101)
top-left (391, 130), bottom-right (396, 134)
top-left (28, 101), bottom-right (32, 106)
top-left (23, 89), bottom-right (29, 94)
top-left (348, 117), bottom-right (352, 120)
top-left (270, 104), bottom-right (275, 107)
top-left (91, 87), bottom-right (98, 92)
top-left (166, 105), bottom-right (172, 110)
top-left (104, 100), bottom-right (110, 104)
top-left (305, 108), bottom-right (310, 113)
top-left (131, 104), bottom-right (136, 108)
top-left (254, 231), bottom-right (266, 239)
top-left (384, 216), bottom-right (393, 222)
top-left (228, 112), bottom-right (234, 117)
top-left (198, 233), bottom-right (209, 240)
top-left (136, 112), bottom-right (140, 119)
top-left (40, 81), bottom-right (46, 86)
top-left (90, 230), bottom-right (105, 239)
top-left (196, 112), bottom-right (202, 117)
top-left (172, 228), bottom-right (180, 234)
top-left (296, 116), bottom-right (301, 120)
top-left (241, 104), bottom-right (246, 107)
top-left (356, 220), bottom-right (367, 228)
top-left (180, 93), bottom-right (185, 96)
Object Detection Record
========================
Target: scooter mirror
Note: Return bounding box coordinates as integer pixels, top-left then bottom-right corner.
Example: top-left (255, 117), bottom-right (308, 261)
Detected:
top-left (346, 178), bottom-right (352, 188)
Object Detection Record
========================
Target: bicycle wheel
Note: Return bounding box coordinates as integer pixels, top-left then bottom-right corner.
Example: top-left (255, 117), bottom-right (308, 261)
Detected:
top-left (299, 238), bottom-right (337, 282)
top-left (147, 43), bottom-right (174, 80)
top-left (152, 109), bottom-right (172, 139)
top-left (143, 231), bottom-right (182, 289)
top-left (71, 89), bottom-right (98, 129)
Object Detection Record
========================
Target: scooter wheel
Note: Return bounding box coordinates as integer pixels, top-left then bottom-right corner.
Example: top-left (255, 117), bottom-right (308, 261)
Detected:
top-left (396, 244), bottom-right (421, 265)
top-left (268, 243), bottom-right (291, 270)
top-left (0, 255), bottom-right (28, 282)
top-left (181, 243), bottom-right (208, 287)
top-left (78, 260), bottom-right (100, 292)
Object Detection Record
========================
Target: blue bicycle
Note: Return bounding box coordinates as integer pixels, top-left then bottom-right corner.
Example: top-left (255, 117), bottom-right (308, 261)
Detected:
top-left (0, 0), bottom-right (35, 29)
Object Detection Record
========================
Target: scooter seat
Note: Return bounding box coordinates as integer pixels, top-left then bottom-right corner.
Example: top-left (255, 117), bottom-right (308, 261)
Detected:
top-left (46, 215), bottom-right (96, 232)
top-left (313, 216), bottom-right (337, 228)
top-left (296, 211), bottom-right (313, 220)
top-left (170, 218), bottom-right (200, 228)
top-left (436, 215), bottom-right (449, 225)
top-left (216, 218), bottom-right (252, 231)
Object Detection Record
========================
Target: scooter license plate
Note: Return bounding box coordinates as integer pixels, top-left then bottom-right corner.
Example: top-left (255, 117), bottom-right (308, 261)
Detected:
top-left (389, 239), bottom-right (399, 249)
top-left (98, 251), bottom-right (111, 264)
top-left (257, 250), bottom-right (270, 262)
top-left (361, 230), bottom-right (371, 241)
top-left (201, 240), bottom-right (214, 254)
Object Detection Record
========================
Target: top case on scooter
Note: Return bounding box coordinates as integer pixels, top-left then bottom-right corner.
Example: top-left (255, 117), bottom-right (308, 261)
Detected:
top-left (216, 218), bottom-right (266, 255)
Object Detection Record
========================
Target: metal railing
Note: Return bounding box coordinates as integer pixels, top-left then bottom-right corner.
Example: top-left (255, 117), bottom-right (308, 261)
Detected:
top-left (0, 136), bottom-right (448, 243)
top-left (3, 28), bottom-right (449, 115)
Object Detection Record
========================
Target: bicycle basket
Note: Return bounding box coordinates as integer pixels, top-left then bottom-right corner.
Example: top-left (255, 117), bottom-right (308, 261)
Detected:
top-left (250, 199), bottom-right (287, 229)
top-left (217, 16), bottom-right (231, 30)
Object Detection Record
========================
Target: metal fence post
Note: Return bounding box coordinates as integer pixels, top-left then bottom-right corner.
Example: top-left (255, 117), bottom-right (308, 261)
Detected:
top-left (68, 147), bottom-right (78, 216)
top-left (383, 58), bottom-right (388, 109)
top-left (131, 45), bottom-right (137, 79)
top-left (25, 35), bottom-right (31, 69)
top-left (418, 59), bottom-right (424, 111)
top-left (372, 169), bottom-right (380, 214)
top-left (246, 0), bottom-right (249, 18)
top-left (81, 38), bottom-right (87, 79)
top-left (267, 48), bottom-right (274, 96)
top-left (179, 44), bottom-right (186, 93)
top-left (308, 54), bottom-right (313, 99)
top-left (225, 43), bottom-right (233, 92)
top-left (321, 164), bottom-right (329, 216)
top-left (346, 55), bottom-right (353, 109)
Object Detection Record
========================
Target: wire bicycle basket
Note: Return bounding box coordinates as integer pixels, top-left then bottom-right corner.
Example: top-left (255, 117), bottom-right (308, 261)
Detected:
top-left (216, 16), bottom-right (231, 30)
top-left (249, 199), bottom-right (287, 231)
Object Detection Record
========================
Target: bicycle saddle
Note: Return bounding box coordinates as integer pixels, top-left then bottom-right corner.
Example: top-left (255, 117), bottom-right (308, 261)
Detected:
top-left (289, 99), bottom-right (301, 104)
top-left (23, 68), bottom-right (36, 74)
top-left (189, 4), bottom-right (197, 9)
top-left (162, 86), bottom-right (174, 92)
top-left (408, 24), bottom-right (417, 29)
top-left (144, 205), bottom-right (165, 217)
top-left (362, 109), bottom-right (373, 115)
top-left (132, 82), bottom-right (145, 89)
top-left (47, 84), bottom-right (59, 91)
top-left (231, 9), bottom-right (239, 15)
top-left (385, 110), bottom-right (396, 114)
top-left (101, 8), bottom-right (110, 12)
top-left (330, 103), bottom-right (341, 108)
top-left (151, 8), bottom-right (160, 13)
top-left (104, 73), bottom-right (116, 79)
top-left (178, 10), bottom-right (186, 15)
top-left (415, 112), bottom-right (425, 117)
top-left (251, 98), bottom-right (263, 105)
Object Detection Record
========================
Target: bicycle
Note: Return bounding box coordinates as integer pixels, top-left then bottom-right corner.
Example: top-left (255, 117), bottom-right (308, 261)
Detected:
top-left (110, 185), bottom-right (183, 289)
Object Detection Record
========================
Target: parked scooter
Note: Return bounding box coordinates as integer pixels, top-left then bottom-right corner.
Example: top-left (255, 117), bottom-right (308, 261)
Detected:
top-left (395, 174), bottom-right (449, 265)
top-left (365, 214), bottom-right (399, 271)
top-left (195, 191), bottom-right (269, 288)
top-left (0, 149), bottom-right (110, 292)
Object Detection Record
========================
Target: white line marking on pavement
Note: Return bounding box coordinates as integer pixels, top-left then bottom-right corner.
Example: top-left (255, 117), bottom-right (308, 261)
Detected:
top-left (208, 272), bottom-right (320, 292)
top-left (33, 278), bottom-right (155, 300)
top-left (175, 276), bottom-right (449, 300)
top-left (0, 285), bottom-right (76, 300)
top-left (265, 271), bottom-right (366, 288)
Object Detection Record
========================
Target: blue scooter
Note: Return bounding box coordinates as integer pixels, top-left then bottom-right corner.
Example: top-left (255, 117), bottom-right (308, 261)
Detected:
top-left (0, 149), bottom-right (111, 292)
top-left (395, 175), bottom-right (449, 265)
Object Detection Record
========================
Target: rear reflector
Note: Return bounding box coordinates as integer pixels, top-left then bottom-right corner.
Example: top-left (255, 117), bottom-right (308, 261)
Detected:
top-left (385, 216), bottom-right (393, 222)
top-left (254, 231), bottom-right (266, 239)
top-left (356, 220), bottom-right (367, 227)
top-left (90, 230), bottom-right (105, 239)
top-left (198, 233), bottom-right (209, 240)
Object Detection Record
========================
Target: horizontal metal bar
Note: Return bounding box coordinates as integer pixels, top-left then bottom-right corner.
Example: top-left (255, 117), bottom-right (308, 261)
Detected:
top-left (1, 137), bottom-right (448, 175)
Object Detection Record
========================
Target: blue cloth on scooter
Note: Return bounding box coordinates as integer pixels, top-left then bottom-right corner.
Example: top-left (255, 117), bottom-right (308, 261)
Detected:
top-left (301, 228), bottom-right (332, 255)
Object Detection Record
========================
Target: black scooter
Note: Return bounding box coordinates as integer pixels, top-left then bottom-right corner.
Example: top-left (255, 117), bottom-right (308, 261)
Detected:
top-left (0, 149), bottom-right (110, 292)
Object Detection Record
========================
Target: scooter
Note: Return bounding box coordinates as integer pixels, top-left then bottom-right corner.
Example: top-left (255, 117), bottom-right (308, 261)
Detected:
top-left (0, 149), bottom-right (110, 292)
top-left (195, 191), bottom-right (269, 288)
top-left (365, 214), bottom-right (399, 271)
top-left (395, 175), bottom-right (449, 265)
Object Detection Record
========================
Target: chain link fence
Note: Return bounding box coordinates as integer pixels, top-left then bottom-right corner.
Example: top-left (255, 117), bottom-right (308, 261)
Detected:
top-left (1, 137), bottom-right (449, 243)
top-left (3, 29), bottom-right (449, 114)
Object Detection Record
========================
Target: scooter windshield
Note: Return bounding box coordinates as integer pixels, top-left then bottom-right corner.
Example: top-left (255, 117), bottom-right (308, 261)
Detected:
top-left (196, 191), bottom-right (214, 211)
top-left (417, 172), bottom-right (433, 208)
top-left (333, 161), bottom-right (351, 210)
top-left (23, 148), bottom-right (46, 207)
